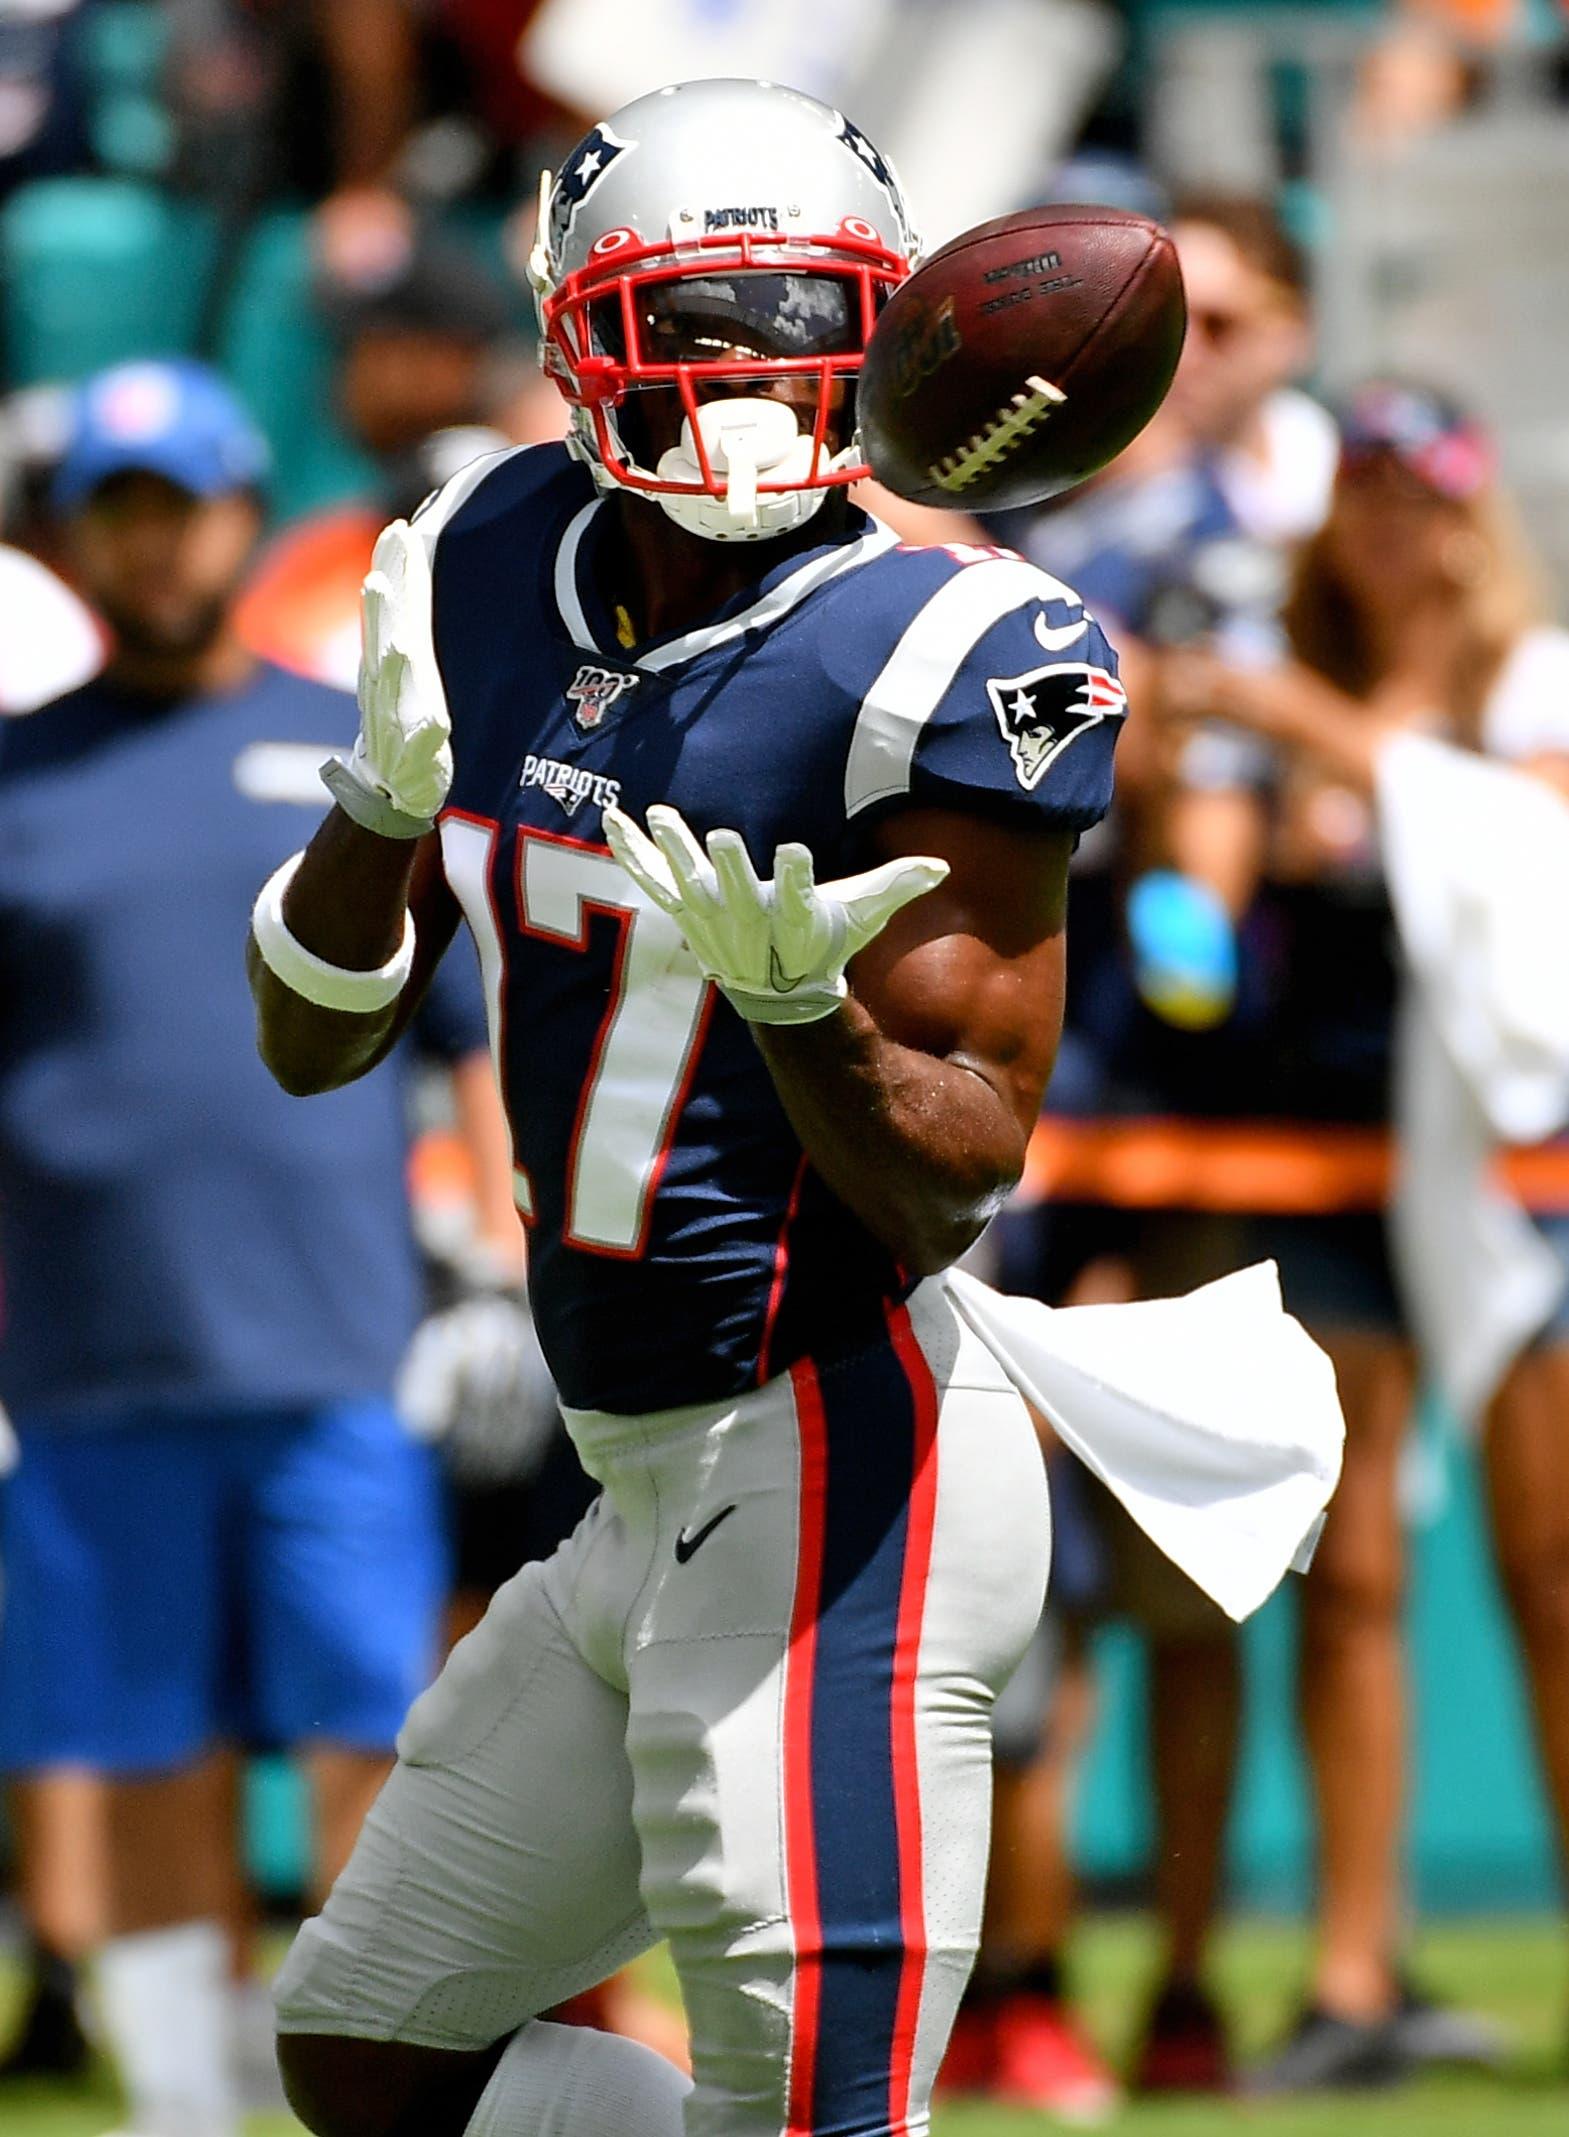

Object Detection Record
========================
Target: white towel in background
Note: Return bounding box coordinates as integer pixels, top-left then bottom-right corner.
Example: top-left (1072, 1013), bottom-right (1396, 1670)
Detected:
top-left (944, 1262), bottom-right (1345, 1623)
top-left (1390, 988), bottom-right (1565, 1428)
top-left (1376, 731), bottom-right (1569, 1422)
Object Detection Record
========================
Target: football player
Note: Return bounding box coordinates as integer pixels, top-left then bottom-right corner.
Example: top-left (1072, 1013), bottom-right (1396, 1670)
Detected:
top-left (250, 79), bottom-right (1127, 2137)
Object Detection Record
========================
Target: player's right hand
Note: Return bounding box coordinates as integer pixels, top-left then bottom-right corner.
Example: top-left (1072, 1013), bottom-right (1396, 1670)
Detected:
top-left (604, 801), bottom-right (949, 1024)
top-left (321, 519), bottom-right (453, 839)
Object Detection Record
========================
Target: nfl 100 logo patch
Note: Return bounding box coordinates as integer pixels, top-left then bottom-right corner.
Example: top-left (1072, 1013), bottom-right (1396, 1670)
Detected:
top-left (566, 663), bottom-right (640, 732)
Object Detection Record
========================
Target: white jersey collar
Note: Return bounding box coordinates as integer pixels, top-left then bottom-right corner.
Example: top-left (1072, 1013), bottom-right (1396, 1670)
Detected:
top-left (552, 498), bottom-right (899, 672)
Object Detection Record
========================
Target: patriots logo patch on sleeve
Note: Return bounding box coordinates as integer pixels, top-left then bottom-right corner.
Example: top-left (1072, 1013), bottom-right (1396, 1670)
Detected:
top-left (985, 661), bottom-right (1127, 791)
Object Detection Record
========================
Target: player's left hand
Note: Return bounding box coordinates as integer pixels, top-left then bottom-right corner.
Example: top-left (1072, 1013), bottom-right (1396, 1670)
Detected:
top-left (603, 802), bottom-right (949, 1024)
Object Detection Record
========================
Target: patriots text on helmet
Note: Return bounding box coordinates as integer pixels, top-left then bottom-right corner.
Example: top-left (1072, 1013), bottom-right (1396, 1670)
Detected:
top-left (702, 206), bottom-right (782, 234)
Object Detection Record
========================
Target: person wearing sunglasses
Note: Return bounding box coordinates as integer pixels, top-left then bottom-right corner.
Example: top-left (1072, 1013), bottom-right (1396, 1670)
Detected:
top-left (1164, 380), bottom-right (1569, 2089)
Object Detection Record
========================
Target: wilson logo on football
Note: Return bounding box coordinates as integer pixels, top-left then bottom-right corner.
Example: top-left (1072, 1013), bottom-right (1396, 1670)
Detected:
top-left (985, 661), bottom-right (1126, 791)
top-left (566, 664), bottom-right (640, 731)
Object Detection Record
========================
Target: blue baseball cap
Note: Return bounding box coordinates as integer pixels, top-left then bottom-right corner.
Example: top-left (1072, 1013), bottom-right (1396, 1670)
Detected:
top-left (53, 359), bottom-right (271, 512)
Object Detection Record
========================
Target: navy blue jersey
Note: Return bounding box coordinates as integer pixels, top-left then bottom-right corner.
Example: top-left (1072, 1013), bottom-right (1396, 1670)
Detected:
top-left (423, 445), bottom-right (1123, 1413)
top-left (0, 662), bottom-right (488, 1420)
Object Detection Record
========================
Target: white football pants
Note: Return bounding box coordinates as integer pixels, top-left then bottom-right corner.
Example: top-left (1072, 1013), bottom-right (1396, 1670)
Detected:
top-left (274, 1280), bottom-right (1051, 2135)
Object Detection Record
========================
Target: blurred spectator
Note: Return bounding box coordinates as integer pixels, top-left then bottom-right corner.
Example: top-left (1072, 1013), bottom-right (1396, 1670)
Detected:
top-left (1165, 192), bottom-right (1335, 548)
top-left (312, 220), bottom-right (518, 454)
top-left (237, 227), bottom-right (529, 685)
top-left (1351, 0), bottom-right (1533, 150)
top-left (422, 0), bottom-right (586, 189)
top-left (162, 0), bottom-right (419, 205)
top-left (0, 357), bottom-right (511, 2131)
top-left (2, 0), bottom-right (443, 207)
top-left (160, 0), bottom-right (588, 228)
top-left (1164, 379), bottom-right (1569, 2090)
top-left (1010, 192), bottom-right (1329, 923)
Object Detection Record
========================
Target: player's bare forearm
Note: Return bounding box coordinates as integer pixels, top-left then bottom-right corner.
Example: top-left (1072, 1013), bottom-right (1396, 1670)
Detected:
top-left (754, 999), bottom-right (1030, 1273)
top-left (754, 807), bottom-right (1070, 1275)
top-left (249, 809), bottom-right (455, 1096)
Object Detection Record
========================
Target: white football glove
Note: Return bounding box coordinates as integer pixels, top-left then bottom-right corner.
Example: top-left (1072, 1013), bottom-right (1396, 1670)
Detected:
top-left (398, 1288), bottom-right (561, 1487)
top-left (603, 802), bottom-right (949, 1025)
top-left (321, 518), bottom-right (452, 838)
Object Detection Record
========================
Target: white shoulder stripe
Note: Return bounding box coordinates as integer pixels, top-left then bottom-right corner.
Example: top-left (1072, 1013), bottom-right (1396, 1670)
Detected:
top-left (637, 518), bottom-right (901, 673)
top-left (554, 497), bottom-right (600, 652)
top-left (843, 558), bottom-right (1071, 817)
top-left (552, 506), bottom-right (902, 669)
top-left (410, 444), bottom-right (530, 563)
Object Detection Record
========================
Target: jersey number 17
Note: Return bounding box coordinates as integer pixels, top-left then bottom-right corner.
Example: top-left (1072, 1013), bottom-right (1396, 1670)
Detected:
top-left (443, 816), bottom-right (712, 1257)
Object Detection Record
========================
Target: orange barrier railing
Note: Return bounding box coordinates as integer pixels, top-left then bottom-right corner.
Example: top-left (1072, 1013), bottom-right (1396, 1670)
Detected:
top-left (1019, 1118), bottom-right (1569, 1215)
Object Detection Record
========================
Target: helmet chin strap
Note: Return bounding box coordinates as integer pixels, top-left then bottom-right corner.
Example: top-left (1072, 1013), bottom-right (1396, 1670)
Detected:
top-left (653, 399), bottom-right (843, 543)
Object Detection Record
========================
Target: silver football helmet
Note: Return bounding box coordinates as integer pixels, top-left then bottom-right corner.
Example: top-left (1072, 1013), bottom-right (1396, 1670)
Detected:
top-left (528, 79), bottom-right (918, 542)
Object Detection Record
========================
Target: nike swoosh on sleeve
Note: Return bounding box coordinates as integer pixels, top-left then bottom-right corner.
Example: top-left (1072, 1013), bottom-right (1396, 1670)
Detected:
top-left (1033, 613), bottom-right (1090, 653)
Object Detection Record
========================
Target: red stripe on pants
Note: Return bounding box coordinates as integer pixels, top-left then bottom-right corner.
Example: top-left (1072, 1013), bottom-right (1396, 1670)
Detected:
top-left (884, 1304), bottom-right (939, 2132)
top-left (784, 1356), bottom-right (829, 2134)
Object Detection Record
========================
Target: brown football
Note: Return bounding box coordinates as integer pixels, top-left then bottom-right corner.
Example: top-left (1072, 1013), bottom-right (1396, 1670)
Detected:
top-left (858, 205), bottom-right (1186, 511)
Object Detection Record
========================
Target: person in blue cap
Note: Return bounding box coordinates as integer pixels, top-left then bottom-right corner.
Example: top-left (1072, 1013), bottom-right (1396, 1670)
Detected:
top-left (0, 358), bottom-right (506, 2137)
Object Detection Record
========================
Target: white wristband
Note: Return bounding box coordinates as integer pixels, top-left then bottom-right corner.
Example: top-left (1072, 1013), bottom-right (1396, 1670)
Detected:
top-left (251, 853), bottom-right (415, 1014)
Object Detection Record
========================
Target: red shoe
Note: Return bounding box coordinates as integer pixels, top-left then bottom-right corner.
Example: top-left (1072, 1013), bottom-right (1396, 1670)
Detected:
top-left (936, 1997), bottom-right (1001, 2095)
top-left (992, 1991), bottom-right (1120, 2121)
top-left (1135, 1980), bottom-right (1231, 2094)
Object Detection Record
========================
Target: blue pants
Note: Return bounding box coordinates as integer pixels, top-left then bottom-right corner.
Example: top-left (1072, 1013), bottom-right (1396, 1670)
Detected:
top-left (0, 1397), bottom-right (445, 1773)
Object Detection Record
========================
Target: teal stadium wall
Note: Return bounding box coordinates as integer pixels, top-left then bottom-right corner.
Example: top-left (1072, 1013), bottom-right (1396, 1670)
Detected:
top-left (1075, 1402), bottom-right (1559, 1913)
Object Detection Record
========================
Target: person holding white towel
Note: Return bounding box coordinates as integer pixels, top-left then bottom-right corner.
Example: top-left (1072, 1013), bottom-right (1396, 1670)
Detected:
top-left (1164, 380), bottom-right (1569, 2089)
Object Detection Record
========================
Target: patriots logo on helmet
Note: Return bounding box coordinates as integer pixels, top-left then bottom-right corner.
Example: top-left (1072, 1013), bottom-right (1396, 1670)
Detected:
top-left (985, 662), bottom-right (1126, 791)
top-left (566, 663), bottom-right (640, 732)
top-left (837, 112), bottom-right (895, 193)
top-left (549, 126), bottom-right (631, 255)
top-left (834, 112), bottom-right (911, 249)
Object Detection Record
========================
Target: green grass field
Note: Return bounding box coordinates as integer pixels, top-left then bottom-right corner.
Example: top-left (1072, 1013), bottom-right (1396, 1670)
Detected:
top-left (3, 1914), bottom-right (1565, 2135)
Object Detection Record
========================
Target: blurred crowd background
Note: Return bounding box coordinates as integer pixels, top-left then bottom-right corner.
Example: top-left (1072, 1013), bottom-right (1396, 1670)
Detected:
top-left (4, 0), bottom-right (1569, 2127)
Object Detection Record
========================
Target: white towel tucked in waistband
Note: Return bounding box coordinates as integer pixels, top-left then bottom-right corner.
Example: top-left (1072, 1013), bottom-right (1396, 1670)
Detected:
top-left (943, 1261), bottom-right (1345, 1622)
